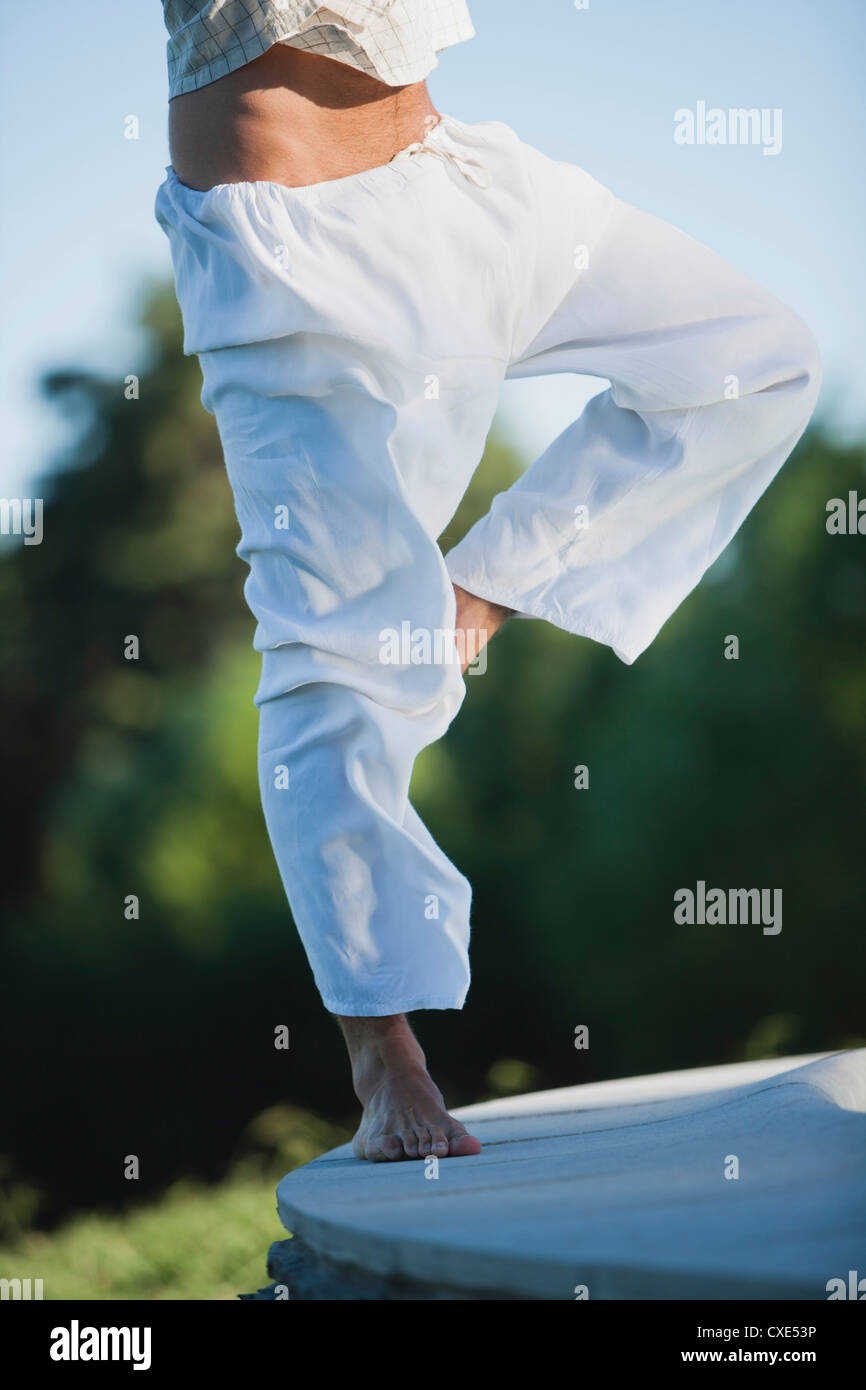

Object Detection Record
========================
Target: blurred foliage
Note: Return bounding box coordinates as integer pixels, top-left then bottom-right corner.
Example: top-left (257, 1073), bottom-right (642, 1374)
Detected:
top-left (0, 1098), bottom-right (348, 1299)
top-left (0, 1174), bottom-right (283, 1301)
top-left (1, 279), bottom-right (864, 1237)
top-left (485, 1059), bottom-right (542, 1096)
top-left (230, 1104), bottom-right (350, 1182)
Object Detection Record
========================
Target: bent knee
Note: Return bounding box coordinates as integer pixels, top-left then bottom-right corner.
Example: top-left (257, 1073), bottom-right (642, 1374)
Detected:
top-left (376, 619), bottom-right (467, 716)
top-left (718, 298), bottom-right (821, 441)
top-left (778, 306), bottom-right (822, 405)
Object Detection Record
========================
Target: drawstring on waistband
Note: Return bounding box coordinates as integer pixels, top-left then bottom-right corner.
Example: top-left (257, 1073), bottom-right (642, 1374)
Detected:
top-left (392, 118), bottom-right (492, 189)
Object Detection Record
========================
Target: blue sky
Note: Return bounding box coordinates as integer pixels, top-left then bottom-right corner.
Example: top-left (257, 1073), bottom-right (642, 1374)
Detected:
top-left (2, 0), bottom-right (864, 496)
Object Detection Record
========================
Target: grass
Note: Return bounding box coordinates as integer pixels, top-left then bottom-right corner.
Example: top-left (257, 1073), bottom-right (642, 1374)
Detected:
top-left (0, 1177), bottom-right (286, 1300)
top-left (0, 1103), bottom-right (351, 1300)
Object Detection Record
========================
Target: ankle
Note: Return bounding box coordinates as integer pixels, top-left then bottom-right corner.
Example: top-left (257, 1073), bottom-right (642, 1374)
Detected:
top-left (335, 1014), bottom-right (427, 1102)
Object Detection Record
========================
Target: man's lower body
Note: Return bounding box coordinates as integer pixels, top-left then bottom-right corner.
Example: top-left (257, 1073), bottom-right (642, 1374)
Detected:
top-left (155, 112), bottom-right (819, 1158)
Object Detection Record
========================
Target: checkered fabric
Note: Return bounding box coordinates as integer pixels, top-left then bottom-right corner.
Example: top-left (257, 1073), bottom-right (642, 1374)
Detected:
top-left (162, 1), bottom-right (475, 98)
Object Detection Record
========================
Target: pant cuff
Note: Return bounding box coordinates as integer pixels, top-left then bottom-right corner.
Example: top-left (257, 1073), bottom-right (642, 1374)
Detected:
top-left (320, 992), bottom-right (469, 1017)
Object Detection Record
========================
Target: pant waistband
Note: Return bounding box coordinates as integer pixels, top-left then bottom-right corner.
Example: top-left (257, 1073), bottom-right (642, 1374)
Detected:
top-left (390, 114), bottom-right (493, 189)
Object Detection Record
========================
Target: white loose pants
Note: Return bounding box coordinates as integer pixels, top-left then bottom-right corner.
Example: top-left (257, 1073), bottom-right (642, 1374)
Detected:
top-left (155, 114), bottom-right (820, 1015)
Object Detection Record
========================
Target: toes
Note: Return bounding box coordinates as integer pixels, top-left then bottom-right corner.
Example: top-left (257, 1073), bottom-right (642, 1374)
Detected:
top-left (414, 1126), bottom-right (433, 1157)
top-left (367, 1133), bottom-right (405, 1162)
top-left (399, 1129), bottom-right (421, 1159)
top-left (448, 1128), bottom-right (482, 1157)
top-left (428, 1126), bottom-right (449, 1158)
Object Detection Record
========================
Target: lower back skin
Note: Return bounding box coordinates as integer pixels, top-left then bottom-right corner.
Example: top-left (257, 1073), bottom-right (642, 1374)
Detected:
top-left (168, 44), bottom-right (439, 191)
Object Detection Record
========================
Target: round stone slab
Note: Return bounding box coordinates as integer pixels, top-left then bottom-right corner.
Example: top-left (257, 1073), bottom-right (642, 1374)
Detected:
top-left (276, 1050), bottom-right (866, 1300)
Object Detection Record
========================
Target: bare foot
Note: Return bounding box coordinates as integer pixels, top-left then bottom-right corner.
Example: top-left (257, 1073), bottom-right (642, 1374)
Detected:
top-left (336, 1014), bottom-right (482, 1162)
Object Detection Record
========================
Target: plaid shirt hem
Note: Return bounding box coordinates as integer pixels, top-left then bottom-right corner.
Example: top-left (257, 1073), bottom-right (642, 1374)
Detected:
top-left (164, 1), bottom-right (475, 98)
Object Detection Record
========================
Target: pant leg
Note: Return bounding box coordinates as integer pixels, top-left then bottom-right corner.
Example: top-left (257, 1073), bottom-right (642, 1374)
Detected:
top-left (154, 130), bottom-right (514, 1016)
top-left (196, 332), bottom-right (504, 1015)
top-left (444, 147), bottom-right (822, 664)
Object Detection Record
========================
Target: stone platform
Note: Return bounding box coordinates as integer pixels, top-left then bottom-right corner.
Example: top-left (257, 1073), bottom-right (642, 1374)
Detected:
top-left (270, 1051), bottom-right (866, 1300)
